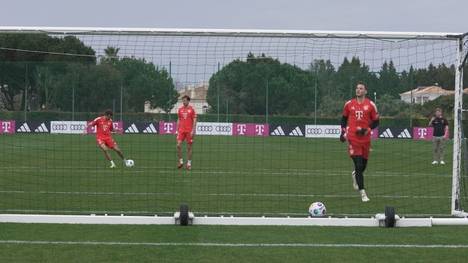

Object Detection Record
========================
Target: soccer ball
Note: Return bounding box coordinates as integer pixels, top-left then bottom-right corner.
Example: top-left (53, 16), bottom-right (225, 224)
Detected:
top-left (308, 202), bottom-right (326, 217)
top-left (125, 159), bottom-right (135, 167)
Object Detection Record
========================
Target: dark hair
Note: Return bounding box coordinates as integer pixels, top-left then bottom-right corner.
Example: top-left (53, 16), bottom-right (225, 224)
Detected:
top-left (356, 81), bottom-right (367, 90)
top-left (182, 95), bottom-right (191, 101)
top-left (104, 109), bottom-right (113, 116)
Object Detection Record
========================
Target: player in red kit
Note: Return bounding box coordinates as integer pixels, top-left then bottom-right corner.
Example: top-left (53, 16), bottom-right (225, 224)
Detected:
top-left (84, 110), bottom-right (127, 168)
top-left (177, 95), bottom-right (197, 170)
top-left (340, 82), bottom-right (379, 202)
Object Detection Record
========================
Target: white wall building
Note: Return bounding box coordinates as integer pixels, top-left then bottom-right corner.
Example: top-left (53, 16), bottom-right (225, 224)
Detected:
top-left (399, 86), bottom-right (453, 105)
top-left (145, 82), bottom-right (210, 114)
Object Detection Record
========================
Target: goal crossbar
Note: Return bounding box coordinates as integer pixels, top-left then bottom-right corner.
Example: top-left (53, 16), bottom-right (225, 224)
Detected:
top-left (0, 26), bottom-right (463, 40)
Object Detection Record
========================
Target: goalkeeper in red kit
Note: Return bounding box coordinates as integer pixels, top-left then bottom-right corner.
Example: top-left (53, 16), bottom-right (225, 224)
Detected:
top-left (340, 82), bottom-right (379, 202)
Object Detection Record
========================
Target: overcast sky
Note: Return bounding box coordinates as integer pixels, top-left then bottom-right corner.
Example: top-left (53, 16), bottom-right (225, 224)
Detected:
top-left (1, 0), bottom-right (467, 33)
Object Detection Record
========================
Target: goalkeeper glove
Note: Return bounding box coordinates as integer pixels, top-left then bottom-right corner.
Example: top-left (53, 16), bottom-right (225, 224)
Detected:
top-left (356, 128), bottom-right (369, 136)
top-left (340, 128), bottom-right (346, 143)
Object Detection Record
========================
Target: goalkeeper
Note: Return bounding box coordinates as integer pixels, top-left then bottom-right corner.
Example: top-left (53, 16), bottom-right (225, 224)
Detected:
top-left (340, 82), bottom-right (379, 202)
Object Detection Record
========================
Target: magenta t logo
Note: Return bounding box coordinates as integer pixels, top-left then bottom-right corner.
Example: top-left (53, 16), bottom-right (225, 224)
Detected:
top-left (2, 122), bottom-right (11, 132)
top-left (255, 125), bottom-right (265, 135)
top-left (418, 128), bottom-right (427, 138)
top-left (113, 121), bottom-right (123, 134)
top-left (164, 122), bottom-right (174, 132)
top-left (355, 111), bottom-right (363, 120)
top-left (370, 128), bottom-right (379, 139)
top-left (0, 120), bottom-right (15, 134)
top-left (412, 127), bottom-right (433, 141)
top-left (237, 124), bottom-right (247, 135)
top-left (233, 123), bottom-right (268, 136)
top-left (159, 121), bottom-right (177, 134)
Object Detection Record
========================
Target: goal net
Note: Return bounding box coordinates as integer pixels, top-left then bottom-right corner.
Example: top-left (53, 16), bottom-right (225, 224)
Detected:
top-left (0, 27), bottom-right (466, 219)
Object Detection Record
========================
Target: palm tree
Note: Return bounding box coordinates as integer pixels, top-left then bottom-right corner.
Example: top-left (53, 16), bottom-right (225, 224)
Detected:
top-left (102, 46), bottom-right (120, 64)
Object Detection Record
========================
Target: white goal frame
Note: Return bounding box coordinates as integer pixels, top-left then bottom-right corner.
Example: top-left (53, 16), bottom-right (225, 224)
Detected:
top-left (0, 27), bottom-right (467, 226)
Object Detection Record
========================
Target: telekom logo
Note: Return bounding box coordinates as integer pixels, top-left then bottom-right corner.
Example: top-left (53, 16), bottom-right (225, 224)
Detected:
top-left (355, 111), bottom-right (363, 120)
top-left (237, 124), bottom-right (247, 135)
top-left (164, 122), bottom-right (174, 132)
top-left (418, 128), bottom-right (428, 138)
top-left (255, 125), bottom-right (265, 135)
top-left (2, 122), bottom-right (11, 132)
top-left (112, 122), bottom-right (123, 134)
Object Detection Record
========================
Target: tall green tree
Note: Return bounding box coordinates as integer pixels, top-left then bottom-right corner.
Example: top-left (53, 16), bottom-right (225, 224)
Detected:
top-left (378, 61), bottom-right (401, 98)
top-left (54, 57), bottom-right (178, 113)
top-left (208, 53), bottom-right (315, 115)
top-left (102, 46), bottom-right (120, 65)
top-left (115, 58), bottom-right (177, 112)
top-left (0, 33), bottom-right (95, 110)
top-left (35, 66), bottom-right (59, 110)
top-left (54, 63), bottom-right (121, 112)
top-left (334, 57), bottom-right (377, 99)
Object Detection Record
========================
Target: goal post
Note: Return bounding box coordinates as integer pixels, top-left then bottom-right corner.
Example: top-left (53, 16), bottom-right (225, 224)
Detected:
top-left (452, 34), bottom-right (468, 217)
top-left (0, 27), bottom-right (467, 226)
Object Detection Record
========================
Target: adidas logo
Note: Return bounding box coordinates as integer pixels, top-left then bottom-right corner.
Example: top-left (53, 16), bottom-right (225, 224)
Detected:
top-left (35, 123), bottom-right (49, 133)
top-left (271, 126), bottom-right (285, 136)
top-left (125, 123), bottom-right (139, 133)
top-left (397, 128), bottom-right (412, 139)
top-left (143, 123), bottom-right (157, 134)
top-left (17, 123), bottom-right (31, 132)
top-left (379, 128), bottom-right (394, 138)
top-left (289, 126), bottom-right (303, 136)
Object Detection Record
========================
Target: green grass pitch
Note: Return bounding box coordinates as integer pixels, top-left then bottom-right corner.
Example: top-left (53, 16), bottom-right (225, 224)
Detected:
top-left (0, 134), bottom-right (454, 216)
top-left (1, 134), bottom-right (467, 262)
top-left (1, 224), bottom-right (468, 262)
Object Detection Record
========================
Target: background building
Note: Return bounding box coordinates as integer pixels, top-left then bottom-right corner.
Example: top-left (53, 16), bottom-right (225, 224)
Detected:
top-left (400, 86), bottom-right (453, 105)
top-left (145, 82), bottom-right (209, 114)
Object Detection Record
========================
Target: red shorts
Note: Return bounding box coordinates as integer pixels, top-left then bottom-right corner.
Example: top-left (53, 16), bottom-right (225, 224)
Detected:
top-left (97, 136), bottom-right (116, 149)
top-left (348, 139), bottom-right (371, 159)
top-left (177, 131), bottom-right (193, 144)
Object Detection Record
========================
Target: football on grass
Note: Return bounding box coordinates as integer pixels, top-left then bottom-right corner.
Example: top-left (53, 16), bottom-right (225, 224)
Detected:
top-left (308, 202), bottom-right (326, 217)
top-left (125, 159), bottom-right (135, 167)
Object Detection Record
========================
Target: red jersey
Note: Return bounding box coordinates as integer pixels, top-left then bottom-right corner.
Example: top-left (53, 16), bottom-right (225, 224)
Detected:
top-left (343, 98), bottom-right (379, 142)
top-left (178, 105), bottom-right (196, 132)
top-left (89, 116), bottom-right (113, 138)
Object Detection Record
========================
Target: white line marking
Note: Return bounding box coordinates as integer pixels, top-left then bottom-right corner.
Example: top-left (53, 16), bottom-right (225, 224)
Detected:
top-left (0, 190), bottom-right (450, 199)
top-left (0, 167), bottom-right (451, 177)
top-left (0, 240), bottom-right (467, 248)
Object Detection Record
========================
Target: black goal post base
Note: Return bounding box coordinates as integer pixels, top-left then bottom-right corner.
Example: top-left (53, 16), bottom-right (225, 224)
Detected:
top-left (174, 204), bottom-right (193, 226)
top-left (172, 204), bottom-right (397, 227)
